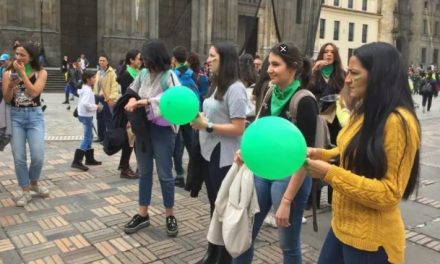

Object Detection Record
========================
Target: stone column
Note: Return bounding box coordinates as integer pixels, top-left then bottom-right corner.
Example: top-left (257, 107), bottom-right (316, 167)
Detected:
top-left (149, 0), bottom-right (159, 38)
top-left (210, 0), bottom-right (238, 43)
top-left (191, 0), bottom-right (207, 54)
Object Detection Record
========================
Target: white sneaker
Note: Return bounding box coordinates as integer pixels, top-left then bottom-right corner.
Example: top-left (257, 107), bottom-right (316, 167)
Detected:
top-left (302, 217), bottom-right (307, 224)
top-left (16, 192), bottom-right (32, 207)
top-left (30, 185), bottom-right (50, 198)
top-left (263, 214), bottom-right (277, 228)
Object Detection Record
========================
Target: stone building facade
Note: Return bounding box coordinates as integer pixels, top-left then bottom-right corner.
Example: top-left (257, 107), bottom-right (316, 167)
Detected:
top-left (0, 0), bottom-right (321, 67)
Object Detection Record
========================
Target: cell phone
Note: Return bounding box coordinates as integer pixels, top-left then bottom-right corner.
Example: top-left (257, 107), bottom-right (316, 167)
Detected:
top-left (9, 72), bottom-right (18, 81)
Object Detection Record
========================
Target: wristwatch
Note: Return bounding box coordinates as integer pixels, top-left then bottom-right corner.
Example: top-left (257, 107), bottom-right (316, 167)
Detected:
top-left (206, 122), bottom-right (214, 133)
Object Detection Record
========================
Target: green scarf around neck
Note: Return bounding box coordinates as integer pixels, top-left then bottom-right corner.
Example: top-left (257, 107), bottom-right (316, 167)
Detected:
top-left (271, 79), bottom-right (301, 116)
top-left (25, 64), bottom-right (32, 76)
top-left (321, 64), bottom-right (334, 79)
top-left (127, 65), bottom-right (139, 79)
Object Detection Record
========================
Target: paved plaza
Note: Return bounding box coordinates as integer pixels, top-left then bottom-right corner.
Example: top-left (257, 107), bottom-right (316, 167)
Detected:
top-left (0, 93), bottom-right (439, 263)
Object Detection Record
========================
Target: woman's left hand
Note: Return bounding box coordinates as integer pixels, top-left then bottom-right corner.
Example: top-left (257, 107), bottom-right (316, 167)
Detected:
top-left (305, 158), bottom-right (331, 179)
top-left (275, 201), bottom-right (291, 228)
top-left (190, 112), bottom-right (208, 130)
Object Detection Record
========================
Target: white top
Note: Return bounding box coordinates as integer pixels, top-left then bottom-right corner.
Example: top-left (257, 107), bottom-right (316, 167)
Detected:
top-left (78, 84), bottom-right (98, 117)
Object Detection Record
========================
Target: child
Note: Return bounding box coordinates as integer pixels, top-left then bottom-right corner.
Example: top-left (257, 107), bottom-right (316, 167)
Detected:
top-left (71, 70), bottom-right (102, 171)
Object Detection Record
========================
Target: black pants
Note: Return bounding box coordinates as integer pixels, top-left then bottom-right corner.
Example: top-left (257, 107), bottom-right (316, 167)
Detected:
top-left (173, 124), bottom-right (193, 175)
top-left (422, 93), bottom-right (433, 111)
top-left (95, 95), bottom-right (112, 140)
top-left (119, 141), bottom-right (134, 170)
top-left (200, 144), bottom-right (231, 216)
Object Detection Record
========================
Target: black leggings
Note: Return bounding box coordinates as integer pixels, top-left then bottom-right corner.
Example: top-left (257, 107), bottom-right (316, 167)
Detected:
top-left (200, 144), bottom-right (231, 217)
top-left (422, 94), bottom-right (433, 111)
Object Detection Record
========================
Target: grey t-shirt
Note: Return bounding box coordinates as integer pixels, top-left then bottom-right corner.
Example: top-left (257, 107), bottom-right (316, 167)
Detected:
top-left (199, 81), bottom-right (248, 168)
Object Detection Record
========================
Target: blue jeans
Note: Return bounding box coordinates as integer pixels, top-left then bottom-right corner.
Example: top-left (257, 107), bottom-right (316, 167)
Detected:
top-left (10, 107), bottom-right (45, 188)
top-left (135, 124), bottom-right (176, 208)
top-left (233, 176), bottom-right (312, 264)
top-left (318, 228), bottom-right (389, 264)
top-left (78, 116), bottom-right (93, 150)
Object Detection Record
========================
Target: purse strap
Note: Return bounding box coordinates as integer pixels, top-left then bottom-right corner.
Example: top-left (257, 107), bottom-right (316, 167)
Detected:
top-left (255, 82), bottom-right (275, 120)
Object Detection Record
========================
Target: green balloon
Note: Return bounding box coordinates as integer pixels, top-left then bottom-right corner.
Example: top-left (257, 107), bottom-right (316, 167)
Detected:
top-left (240, 116), bottom-right (307, 180)
top-left (159, 86), bottom-right (200, 125)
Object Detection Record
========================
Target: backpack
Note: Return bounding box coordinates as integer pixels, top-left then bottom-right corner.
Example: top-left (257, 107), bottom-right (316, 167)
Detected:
top-left (197, 73), bottom-right (209, 98)
top-left (288, 89), bottom-right (331, 232)
top-left (421, 81), bottom-right (432, 94)
top-left (174, 68), bottom-right (200, 98)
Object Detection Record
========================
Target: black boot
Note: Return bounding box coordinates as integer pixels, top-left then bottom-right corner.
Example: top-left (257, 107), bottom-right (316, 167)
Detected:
top-left (85, 149), bottom-right (102, 165)
top-left (71, 149), bottom-right (89, 171)
top-left (198, 243), bottom-right (218, 264)
top-left (215, 246), bottom-right (232, 264)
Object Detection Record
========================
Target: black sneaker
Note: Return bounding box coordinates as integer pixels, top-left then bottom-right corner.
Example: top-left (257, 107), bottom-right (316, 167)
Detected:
top-left (166, 215), bottom-right (178, 237)
top-left (124, 214), bottom-right (150, 234)
top-left (175, 177), bottom-right (185, 188)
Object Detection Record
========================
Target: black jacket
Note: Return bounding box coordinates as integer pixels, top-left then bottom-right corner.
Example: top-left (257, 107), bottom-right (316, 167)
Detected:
top-left (185, 130), bottom-right (203, 197)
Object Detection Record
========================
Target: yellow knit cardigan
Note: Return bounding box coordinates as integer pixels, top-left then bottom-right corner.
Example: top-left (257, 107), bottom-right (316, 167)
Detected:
top-left (320, 108), bottom-right (420, 264)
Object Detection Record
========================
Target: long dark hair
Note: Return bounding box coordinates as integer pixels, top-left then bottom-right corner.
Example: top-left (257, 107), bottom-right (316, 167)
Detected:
top-left (344, 42), bottom-right (420, 199)
top-left (239, 53), bottom-right (257, 87)
top-left (208, 42), bottom-right (240, 100)
top-left (141, 39), bottom-right (171, 73)
top-left (313, 42), bottom-right (345, 92)
top-left (20, 43), bottom-right (42, 71)
top-left (269, 42), bottom-right (312, 90)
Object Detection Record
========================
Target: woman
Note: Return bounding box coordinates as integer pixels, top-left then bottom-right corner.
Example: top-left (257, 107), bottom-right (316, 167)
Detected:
top-left (71, 70), bottom-right (102, 171)
top-left (191, 42), bottom-right (247, 264)
top-left (239, 53), bottom-right (258, 121)
top-left (123, 39), bottom-right (180, 237)
top-left (116, 49), bottom-right (142, 179)
top-left (2, 43), bottom-right (49, 207)
top-left (93, 54), bottom-right (119, 142)
top-left (420, 71), bottom-right (437, 113)
top-left (234, 42), bottom-right (317, 264)
top-left (306, 42), bottom-right (420, 264)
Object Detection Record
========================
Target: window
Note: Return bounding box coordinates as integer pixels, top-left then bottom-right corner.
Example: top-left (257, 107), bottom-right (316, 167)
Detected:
top-left (362, 24), bottom-right (368, 43)
top-left (348, 0), bottom-right (353, 8)
top-left (320, 19), bottom-right (326, 39)
top-left (424, 1), bottom-right (428, 9)
top-left (348, 48), bottom-right (354, 65)
top-left (334, 0), bottom-right (340, 6)
top-left (348, 23), bottom-right (354, 41)
top-left (334, 21), bottom-right (340, 40)
top-left (362, 0), bottom-right (368, 11)
top-left (296, 0), bottom-right (303, 24)
top-left (421, 48), bottom-right (427, 64)
top-left (434, 49), bottom-right (439, 65)
top-left (423, 19), bottom-right (428, 35)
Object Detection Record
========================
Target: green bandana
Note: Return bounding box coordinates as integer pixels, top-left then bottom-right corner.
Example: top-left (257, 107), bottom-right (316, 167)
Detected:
top-left (321, 64), bottom-right (334, 79)
top-left (127, 65), bottom-right (139, 79)
top-left (271, 80), bottom-right (301, 116)
top-left (25, 64), bottom-right (32, 76)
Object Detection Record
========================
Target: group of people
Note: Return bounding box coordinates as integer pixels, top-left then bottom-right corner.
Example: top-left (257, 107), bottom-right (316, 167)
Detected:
top-left (408, 66), bottom-right (439, 112)
top-left (1, 38), bottom-right (421, 264)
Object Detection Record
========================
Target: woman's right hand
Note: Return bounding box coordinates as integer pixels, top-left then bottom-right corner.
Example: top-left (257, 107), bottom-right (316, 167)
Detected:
top-left (307, 147), bottom-right (322, 161)
top-left (312, 60), bottom-right (330, 72)
top-left (124, 98), bottom-right (137, 112)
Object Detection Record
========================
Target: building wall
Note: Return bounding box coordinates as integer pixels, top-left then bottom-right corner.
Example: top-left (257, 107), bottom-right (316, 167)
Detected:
top-left (0, 0), bottom-right (60, 65)
top-left (315, 0), bottom-right (381, 68)
top-left (407, 0), bottom-right (440, 68)
top-left (0, 0), bottom-right (322, 67)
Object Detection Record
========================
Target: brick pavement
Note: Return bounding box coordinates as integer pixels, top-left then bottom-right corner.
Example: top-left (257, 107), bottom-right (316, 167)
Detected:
top-left (0, 140), bottom-right (320, 264)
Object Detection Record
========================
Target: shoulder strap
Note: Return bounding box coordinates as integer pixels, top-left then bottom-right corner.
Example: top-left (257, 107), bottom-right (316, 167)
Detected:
top-left (160, 70), bottom-right (174, 91)
top-left (140, 68), bottom-right (149, 82)
top-left (289, 89), bottom-right (317, 123)
top-left (255, 81), bottom-right (275, 119)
